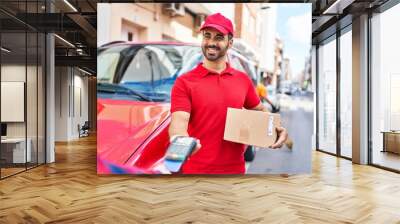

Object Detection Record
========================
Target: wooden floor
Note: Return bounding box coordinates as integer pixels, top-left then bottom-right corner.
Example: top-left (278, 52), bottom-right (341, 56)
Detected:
top-left (1, 135), bottom-right (400, 224)
top-left (1, 167), bottom-right (26, 178)
top-left (373, 151), bottom-right (400, 171)
top-left (1, 163), bottom-right (44, 178)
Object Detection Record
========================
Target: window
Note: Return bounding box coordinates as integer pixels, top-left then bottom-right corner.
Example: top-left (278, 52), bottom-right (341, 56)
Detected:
top-left (317, 36), bottom-right (337, 154)
top-left (128, 32), bottom-right (133, 41)
top-left (98, 45), bottom-right (202, 101)
top-left (371, 3), bottom-right (400, 171)
top-left (0, 1), bottom-right (46, 179)
top-left (121, 20), bottom-right (139, 42)
top-left (97, 45), bottom-right (129, 83)
top-left (229, 56), bottom-right (246, 74)
top-left (339, 28), bottom-right (352, 158)
top-left (122, 48), bottom-right (154, 83)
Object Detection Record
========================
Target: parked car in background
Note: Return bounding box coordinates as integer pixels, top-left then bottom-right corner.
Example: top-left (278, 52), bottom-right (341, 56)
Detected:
top-left (97, 41), bottom-right (259, 174)
top-left (279, 80), bottom-right (292, 95)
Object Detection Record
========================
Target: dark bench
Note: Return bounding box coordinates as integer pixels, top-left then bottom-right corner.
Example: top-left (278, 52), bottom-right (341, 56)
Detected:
top-left (78, 121), bottom-right (90, 138)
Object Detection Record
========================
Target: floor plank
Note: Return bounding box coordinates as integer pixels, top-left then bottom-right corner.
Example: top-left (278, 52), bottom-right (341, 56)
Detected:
top-left (0, 135), bottom-right (399, 223)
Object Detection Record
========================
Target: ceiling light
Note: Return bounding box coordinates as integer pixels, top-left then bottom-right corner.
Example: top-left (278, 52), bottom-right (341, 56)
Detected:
top-left (78, 67), bottom-right (92, 76)
top-left (323, 0), bottom-right (354, 15)
top-left (323, 0), bottom-right (341, 14)
top-left (76, 48), bottom-right (84, 55)
top-left (54, 34), bottom-right (75, 48)
top-left (1, 47), bottom-right (11, 53)
top-left (63, 0), bottom-right (78, 12)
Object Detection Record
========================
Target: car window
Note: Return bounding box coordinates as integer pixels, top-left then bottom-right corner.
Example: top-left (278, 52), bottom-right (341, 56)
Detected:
top-left (98, 45), bottom-right (202, 102)
top-left (147, 46), bottom-right (180, 79)
top-left (229, 52), bottom-right (257, 83)
top-left (97, 44), bottom-right (257, 102)
top-left (178, 52), bottom-right (203, 75)
top-left (98, 45), bottom-right (130, 83)
top-left (229, 55), bottom-right (246, 73)
top-left (240, 59), bottom-right (257, 81)
top-left (121, 46), bottom-right (201, 84)
top-left (121, 48), bottom-right (154, 82)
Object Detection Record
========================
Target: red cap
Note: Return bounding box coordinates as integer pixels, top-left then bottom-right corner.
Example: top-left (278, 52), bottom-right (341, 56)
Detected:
top-left (200, 13), bottom-right (234, 36)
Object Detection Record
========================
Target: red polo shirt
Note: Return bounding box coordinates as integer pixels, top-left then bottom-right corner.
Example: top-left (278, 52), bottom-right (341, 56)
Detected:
top-left (170, 62), bottom-right (260, 174)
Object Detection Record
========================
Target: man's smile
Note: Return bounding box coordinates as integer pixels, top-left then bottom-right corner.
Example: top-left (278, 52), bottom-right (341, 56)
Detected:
top-left (206, 46), bottom-right (220, 55)
top-left (207, 48), bottom-right (217, 54)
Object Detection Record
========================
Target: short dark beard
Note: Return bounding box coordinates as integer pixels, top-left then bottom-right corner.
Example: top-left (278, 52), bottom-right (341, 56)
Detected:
top-left (201, 44), bottom-right (229, 61)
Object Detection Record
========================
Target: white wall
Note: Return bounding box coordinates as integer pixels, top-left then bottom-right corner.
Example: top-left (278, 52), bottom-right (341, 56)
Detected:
top-left (203, 3), bottom-right (235, 21)
top-left (259, 4), bottom-right (277, 72)
top-left (1, 66), bottom-right (26, 128)
top-left (1, 82), bottom-right (25, 122)
top-left (55, 67), bottom-right (89, 141)
top-left (1, 65), bottom-right (31, 138)
top-left (1, 63), bottom-right (46, 164)
top-left (55, 67), bottom-right (69, 141)
top-left (72, 73), bottom-right (89, 138)
top-left (97, 3), bottom-right (112, 47)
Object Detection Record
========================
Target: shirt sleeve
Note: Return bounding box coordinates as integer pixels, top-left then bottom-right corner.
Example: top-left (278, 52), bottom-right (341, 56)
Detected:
top-left (244, 77), bottom-right (261, 109)
top-left (256, 83), bottom-right (266, 98)
top-left (170, 77), bottom-right (191, 113)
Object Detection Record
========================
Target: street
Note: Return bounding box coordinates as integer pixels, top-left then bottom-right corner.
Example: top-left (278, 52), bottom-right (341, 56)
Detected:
top-left (246, 93), bottom-right (314, 174)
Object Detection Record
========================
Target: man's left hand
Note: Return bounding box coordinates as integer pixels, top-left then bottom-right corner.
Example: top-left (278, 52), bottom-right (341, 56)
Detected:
top-left (269, 127), bottom-right (288, 149)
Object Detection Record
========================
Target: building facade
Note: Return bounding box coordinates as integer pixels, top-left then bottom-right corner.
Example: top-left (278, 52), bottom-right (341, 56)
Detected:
top-left (98, 3), bottom-right (211, 46)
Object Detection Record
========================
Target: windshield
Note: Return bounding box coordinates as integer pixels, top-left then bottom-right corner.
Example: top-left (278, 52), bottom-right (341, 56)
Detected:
top-left (98, 44), bottom-right (258, 102)
top-left (98, 44), bottom-right (203, 102)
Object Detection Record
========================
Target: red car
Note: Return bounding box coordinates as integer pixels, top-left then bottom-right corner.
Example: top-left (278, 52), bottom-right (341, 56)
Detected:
top-left (97, 41), bottom-right (258, 174)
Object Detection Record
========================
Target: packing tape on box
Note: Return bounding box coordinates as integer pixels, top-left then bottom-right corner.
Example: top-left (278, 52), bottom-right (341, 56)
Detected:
top-left (239, 125), bottom-right (250, 142)
top-left (267, 116), bottom-right (274, 136)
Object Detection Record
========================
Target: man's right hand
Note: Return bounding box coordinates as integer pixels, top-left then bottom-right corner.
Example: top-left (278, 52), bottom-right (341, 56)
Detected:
top-left (193, 139), bottom-right (202, 155)
top-left (170, 135), bottom-right (202, 156)
top-left (169, 111), bottom-right (202, 156)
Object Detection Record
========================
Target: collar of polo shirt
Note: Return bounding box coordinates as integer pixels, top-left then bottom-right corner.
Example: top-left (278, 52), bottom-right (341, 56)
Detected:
top-left (195, 62), bottom-right (237, 78)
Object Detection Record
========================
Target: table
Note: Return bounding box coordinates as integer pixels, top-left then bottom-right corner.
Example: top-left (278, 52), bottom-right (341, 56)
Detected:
top-left (381, 131), bottom-right (400, 154)
top-left (1, 138), bottom-right (31, 164)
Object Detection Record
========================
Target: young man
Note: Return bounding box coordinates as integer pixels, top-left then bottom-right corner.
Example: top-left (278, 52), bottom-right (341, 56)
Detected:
top-left (169, 13), bottom-right (288, 174)
top-left (256, 73), bottom-right (279, 112)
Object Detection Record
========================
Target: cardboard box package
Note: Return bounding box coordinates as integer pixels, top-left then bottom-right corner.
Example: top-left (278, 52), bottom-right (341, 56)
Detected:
top-left (223, 108), bottom-right (281, 148)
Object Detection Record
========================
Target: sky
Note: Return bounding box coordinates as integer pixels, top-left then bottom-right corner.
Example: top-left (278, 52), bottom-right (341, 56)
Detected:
top-left (184, 3), bottom-right (311, 80)
top-left (276, 3), bottom-right (312, 80)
